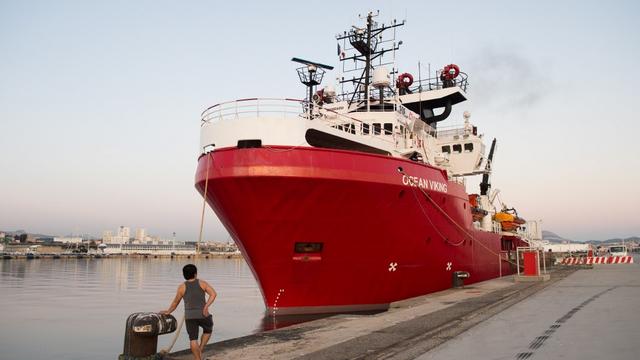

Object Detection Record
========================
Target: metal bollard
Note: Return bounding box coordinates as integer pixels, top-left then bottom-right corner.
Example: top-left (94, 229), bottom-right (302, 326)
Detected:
top-left (452, 271), bottom-right (470, 288)
top-left (119, 312), bottom-right (177, 360)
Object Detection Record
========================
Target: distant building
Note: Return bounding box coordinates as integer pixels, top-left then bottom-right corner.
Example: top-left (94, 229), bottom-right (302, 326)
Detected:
top-left (102, 226), bottom-right (131, 244)
top-left (135, 228), bottom-right (146, 242)
top-left (543, 243), bottom-right (591, 253)
top-left (13, 233), bottom-right (35, 243)
top-left (54, 237), bottom-right (83, 244)
top-left (102, 227), bottom-right (184, 246)
top-left (103, 243), bottom-right (196, 255)
top-left (119, 226), bottom-right (130, 239)
top-left (102, 230), bottom-right (113, 242)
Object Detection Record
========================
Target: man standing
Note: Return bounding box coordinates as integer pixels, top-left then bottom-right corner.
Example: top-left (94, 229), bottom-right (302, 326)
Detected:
top-left (162, 264), bottom-right (217, 360)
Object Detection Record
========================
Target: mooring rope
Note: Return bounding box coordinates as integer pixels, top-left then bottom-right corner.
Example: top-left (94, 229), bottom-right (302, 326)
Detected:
top-left (159, 314), bottom-right (185, 355)
top-left (196, 153), bottom-right (212, 256)
top-left (159, 153), bottom-right (213, 355)
top-left (400, 168), bottom-right (523, 268)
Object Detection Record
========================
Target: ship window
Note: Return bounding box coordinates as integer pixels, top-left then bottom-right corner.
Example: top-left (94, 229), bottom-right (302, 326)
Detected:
top-left (452, 144), bottom-right (462, 153)
top-left (442, 145), bottom-right (451, 153)
top-left (384, 123), bottom-right (393, 135)
top-left (362, 123), bottom-right (370, 135)
top-left (464, 143), bottom-right (474, 152)
top-left (348, 123), bottom-right (356, 134)
top-left (373, 123), bottom-right (381, 135)
top-left (294, 242), bottom-right (323, 253)
top-left (237, 139), bottom-right (262, 148)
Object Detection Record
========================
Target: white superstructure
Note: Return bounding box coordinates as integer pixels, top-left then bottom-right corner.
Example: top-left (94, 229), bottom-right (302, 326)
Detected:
top-left (199, 12), bottom-right (532, 237)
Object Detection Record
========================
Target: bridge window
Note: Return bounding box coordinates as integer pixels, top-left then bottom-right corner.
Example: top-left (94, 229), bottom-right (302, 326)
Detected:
top-left (373, 123), bottom-right (381, 135)
top-left (362, 123), bottom-right (370, 135)
top-left (384, 123), bottom-right (393, 135)
top-left (441, 145), bottom-right (451, 153)
top-left (346, 123), bottom-right (356, 134)
top-left (464, 143), bottom-right (474, 152)
top-left (452, 144), bottom-right (462, 153)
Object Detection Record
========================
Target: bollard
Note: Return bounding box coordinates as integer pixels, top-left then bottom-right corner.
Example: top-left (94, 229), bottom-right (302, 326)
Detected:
top-left (452, 271), bottom-right (470, 288)
top-left (119, 312), bottom-right (177, 360)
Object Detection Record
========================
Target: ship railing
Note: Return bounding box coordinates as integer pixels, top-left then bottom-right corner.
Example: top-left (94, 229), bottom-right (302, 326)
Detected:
top-left (335, 72), bottom-right (469, 102)
top-left (411, 72), bottom-right (469, 93)
top-left (492, 221), bottom-right (502, 233)
top-left (450, 176), bottom-right (466, 186)
top-left (201, 98), bottom-right (305, 124)
top-left (436, 124), bottom-right (470, 139)
top-left (396, 104), bottom-right (437, 136)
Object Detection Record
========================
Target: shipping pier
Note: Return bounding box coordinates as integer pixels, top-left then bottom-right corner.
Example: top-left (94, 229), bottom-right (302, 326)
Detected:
top-left (165, 257), bottom-right (639, 360)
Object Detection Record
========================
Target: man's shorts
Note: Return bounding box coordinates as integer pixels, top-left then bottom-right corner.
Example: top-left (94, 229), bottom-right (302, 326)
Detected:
top-left (185, 315), bottom-right (213, 341)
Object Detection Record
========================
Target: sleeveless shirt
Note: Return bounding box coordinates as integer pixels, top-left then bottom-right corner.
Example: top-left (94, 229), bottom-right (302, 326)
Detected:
top-left (183, 279), bottom-right (206, 319)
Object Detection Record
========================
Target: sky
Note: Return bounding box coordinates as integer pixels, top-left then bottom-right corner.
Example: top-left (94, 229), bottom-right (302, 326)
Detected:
top-left (1, 0), bottom-right (639, 242)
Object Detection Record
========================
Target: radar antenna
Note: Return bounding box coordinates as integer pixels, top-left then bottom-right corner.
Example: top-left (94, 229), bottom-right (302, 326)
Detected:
top-left (291, 58), bottom-right (334, 117)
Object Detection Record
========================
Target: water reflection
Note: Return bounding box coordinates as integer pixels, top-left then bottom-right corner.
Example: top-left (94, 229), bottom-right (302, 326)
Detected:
top-left (0, 257), bottom-right (265, 360)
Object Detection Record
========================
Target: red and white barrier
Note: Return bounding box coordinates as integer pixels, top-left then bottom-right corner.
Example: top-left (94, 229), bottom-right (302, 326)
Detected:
top-left (558, 256), bottom-right (634, 265)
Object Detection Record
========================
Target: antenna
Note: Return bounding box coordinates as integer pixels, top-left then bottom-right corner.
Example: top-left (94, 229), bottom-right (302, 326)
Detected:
top-left (291, 57), bottom-right (334, 70)
top-left (291, 58), bottom-right (334, 117)
top-left (336, 12), bottom-right (405, 108)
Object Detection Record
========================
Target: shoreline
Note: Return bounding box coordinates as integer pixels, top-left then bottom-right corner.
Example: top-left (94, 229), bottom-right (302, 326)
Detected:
top-left (0, 253), bottom-right (243, 260)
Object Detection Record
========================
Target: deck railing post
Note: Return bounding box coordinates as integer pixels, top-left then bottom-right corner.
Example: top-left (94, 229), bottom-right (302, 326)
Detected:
top-left (516, 247), bottom-right (521, 276)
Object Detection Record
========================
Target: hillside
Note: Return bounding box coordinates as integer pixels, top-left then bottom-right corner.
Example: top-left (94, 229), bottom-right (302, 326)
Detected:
top-left (541, 230), bottom-right (572, 243)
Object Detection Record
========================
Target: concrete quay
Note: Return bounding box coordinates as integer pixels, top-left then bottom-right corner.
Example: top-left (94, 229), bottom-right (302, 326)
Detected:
top-left (167, 267), bottom-right (583, 360)
top-left (417, 258), bottom-right (640, 360)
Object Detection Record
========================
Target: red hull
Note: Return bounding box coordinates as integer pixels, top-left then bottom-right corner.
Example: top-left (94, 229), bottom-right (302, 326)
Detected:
top-left (195, 146), bottom-right (522, 315)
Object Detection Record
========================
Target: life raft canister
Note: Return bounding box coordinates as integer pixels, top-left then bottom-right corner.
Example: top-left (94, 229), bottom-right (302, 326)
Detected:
top-left (396, 72), bottom-right (414, 88)
top-left (442, 64), bottom-right (460, 80)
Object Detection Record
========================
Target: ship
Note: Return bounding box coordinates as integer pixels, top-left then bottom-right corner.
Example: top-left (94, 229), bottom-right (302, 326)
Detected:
top-left (195, 12), bottom-right (539, 315)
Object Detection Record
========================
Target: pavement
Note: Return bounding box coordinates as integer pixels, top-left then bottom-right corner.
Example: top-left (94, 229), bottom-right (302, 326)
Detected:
top-left (167, 267), bottom-right (577, 360)
top-left (416, 258), bottom-right (640, 360)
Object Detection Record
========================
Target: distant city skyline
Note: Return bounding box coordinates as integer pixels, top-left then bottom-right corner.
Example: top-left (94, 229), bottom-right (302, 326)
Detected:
top-left (1, 0), bottom-right (639, 241)
top-left (0, 226), bottom-right (227, 243)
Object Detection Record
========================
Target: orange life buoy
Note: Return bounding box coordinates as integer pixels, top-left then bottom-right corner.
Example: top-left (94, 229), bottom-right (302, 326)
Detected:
top-left (468, 194), bottom-right (479, 207)
top-left (396, 73), bottom-right (414, 88)
top-left (442, 64), bottom-right (460, 80)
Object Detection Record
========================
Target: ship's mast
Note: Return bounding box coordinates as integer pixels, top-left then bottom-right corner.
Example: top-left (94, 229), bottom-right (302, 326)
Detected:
top-left (364, 12), bottom-right (372, 111)
top-left (291, 57), bottom-right (334, 117)
top-left (336, 11), bottom-right (404, 109)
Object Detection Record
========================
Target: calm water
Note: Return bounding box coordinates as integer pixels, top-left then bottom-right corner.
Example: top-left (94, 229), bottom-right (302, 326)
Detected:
top-left (0, 257), bottom-right (267, 360)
